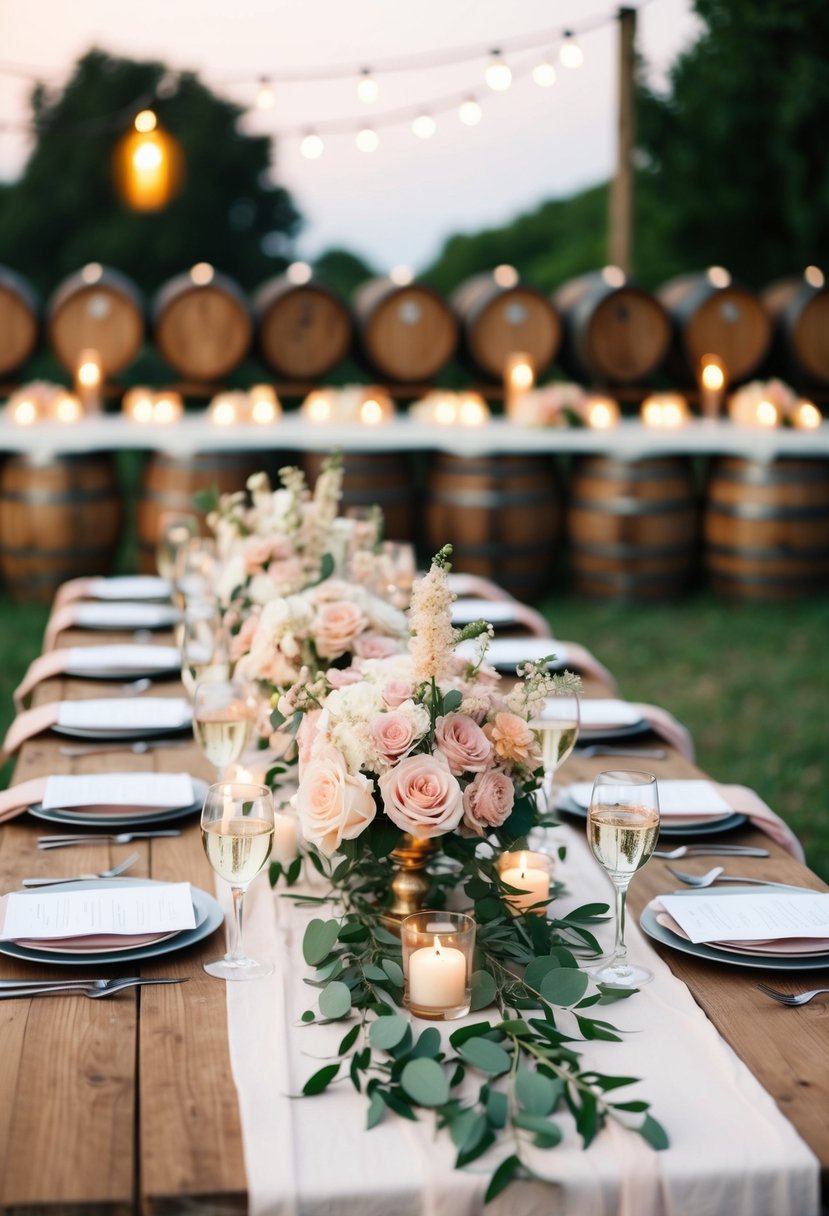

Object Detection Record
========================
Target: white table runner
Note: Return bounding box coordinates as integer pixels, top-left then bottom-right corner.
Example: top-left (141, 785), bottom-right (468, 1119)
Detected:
top-left (220, 824), bottom-right (819, 1216)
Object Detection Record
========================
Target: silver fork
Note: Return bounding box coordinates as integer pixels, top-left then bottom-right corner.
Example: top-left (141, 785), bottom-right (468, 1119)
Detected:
top-left (22, 852), bottom-right (140, 887)
top-left (654, 845), bottom-right (770, 860)
top-left (757, 984), bottom-right (829, 1007)
top-left (59, 739), bottom-right (191, 757)
top-left (119, 677), bottom-right (153, 696)
top-left (38, 830), bottom-right (182, 849)
top-left (0, 977), bottom-right (187, 1000)
top-left (667, 865), bottom-right (808, 890)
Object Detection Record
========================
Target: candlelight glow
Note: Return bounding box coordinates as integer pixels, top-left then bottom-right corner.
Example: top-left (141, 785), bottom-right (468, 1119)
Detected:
top-left (76, 352), bottom-right (102, 388)
top-left (458, 97), bottom-right (482, 126)
top-left (134, 109), bottom-right (158, 133)
top-left (434, 396), bottom-right (457, 425)
top-left (359, 397), bottom-right (383, 425)
top-left (641, 392), bottom-right (690, 428)
top-left (115, 121), bottom-right (183, 212)
top-left (250, 385), bottom-right (281, 423)
top-left (11, 398), bottom-right (38, 425)
top-left (792, 399), bottom-right (822, 429)
top-left (585, 395), bottom-right (620, 429)
top-left (756, 399), bottom-right (779, 427)
top-left (700, 359), bottom-right (726, 391)
top-left (122, 387), bottom-right (156, 422)
top-left (53, 393), bottom-right (83, 423)
top-left (210, 395), bottom-right (239, 426)
top-left (154, 392), bottom-right (183, 424)
top-left (303, 389), bottom-right (334, 423)
top-left (457, 392), bottom-right (490, 426)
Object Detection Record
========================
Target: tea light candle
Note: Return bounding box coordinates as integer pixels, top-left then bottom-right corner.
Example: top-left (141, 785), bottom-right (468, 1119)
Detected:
top-left (210, 392), bottom-right (244, 426)
top-left (302, 388), bottom-right (336, 423)
top-left (153, 391), bottom-right (183, 424)
top-left (358, 390), bottom-right (393, 425)
top-left (457, 391), bottom-right (490, 427)
top-left (10, 395), bottom-right (39, 425)
top-left (123, 387), bottom-right (156, 422)
top-left (791, 399), bottom-right (822, 429)
top-left (272, 810), bottom-right (300, 866)
top-left (250, 384), bottom-right (281, 424)
top-left (699, 355), bottom-right (726, 420)
top-left (585, 395), bottom-right (620, 430)
top-left (408, 934), bottom-right (466, 1009)
top-left (640, 392), bottom-right (690, 429)
top-left (499, 850), bottom-right (550, 914)
top-left (51, 392), bottom-right (83, 423)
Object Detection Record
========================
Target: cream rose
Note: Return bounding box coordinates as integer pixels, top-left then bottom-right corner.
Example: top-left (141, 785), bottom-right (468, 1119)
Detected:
top-left (462, 769), bottom-right (515, 836)
top-left (435, 712), bottom-right (493, 775)
top-left (314, 600), bottom-right (368, 659)
top-left (295, 746), bottom-right (376, 855)
top-left (370, 711), bottom-right (416, 764)
top-left (379, 753), bottom-right (463, 839)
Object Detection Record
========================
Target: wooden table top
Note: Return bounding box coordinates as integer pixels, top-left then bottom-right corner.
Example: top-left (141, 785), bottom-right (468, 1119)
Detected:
top-left (0, 634), bottom-right (826, 1213)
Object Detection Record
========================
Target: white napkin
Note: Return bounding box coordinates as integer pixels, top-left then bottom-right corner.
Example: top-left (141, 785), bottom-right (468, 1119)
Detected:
top-left (656, 891), bottom-right (829, 947)
top-left (451, 598), bottom-right (522, 625)
top-left (0, 883), bottom-right (196, 941)
top-left (87, 576), bottom-right (172, 601)
top-left (73, 603), bottom-right (181, 629)
top-left (56, 698), bottom-right (191, 731)
top-left (66, 645), bottom-right (180, 673)
top-left (42, 772), bottom-right (194, 810)
top-left (571, 698), bottom-right (644, 729)
top-left (566, 778), bottom-right (733, 820)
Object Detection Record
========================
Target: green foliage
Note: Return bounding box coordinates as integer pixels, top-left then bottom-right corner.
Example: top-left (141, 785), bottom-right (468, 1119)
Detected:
top-left (312, 247), bottom-right (377, 299)
top-left (0, 49), bottom-right (300, 296)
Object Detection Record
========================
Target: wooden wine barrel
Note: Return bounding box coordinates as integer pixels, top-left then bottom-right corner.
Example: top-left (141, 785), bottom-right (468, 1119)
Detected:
top-left (0, 266), bottom-right (39, 376)
top-left (553, 270), bottom-right (671, 384)
top-left (451, 273), bottom-right (561, 380)
top-left (254, 275), bottom-right (352, 380)
top-left (0, 455), bottom-right (123, 601)
top-left (704, 458), bottom-right (829, 600)
top-left (762, 276), bottom-right (829, 384)
top-left (352, 278), bottom-right (457, 382)
top-left (153, 268), bottom-right (253, 381)
top-left (658, 270), bottom-right (772, 383)
top-left (301, 451), bottom-right (416, 542)
top-left (422, 453), bottom-right (560, 601)
top-left (136, 452), bottom-right (261, 573)
top-left (47, 265), bottom-right (144, 376)
top-left (566, 457), bottom-right (698, 601)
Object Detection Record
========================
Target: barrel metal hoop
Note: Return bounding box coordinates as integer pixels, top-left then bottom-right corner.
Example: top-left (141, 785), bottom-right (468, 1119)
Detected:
top-left (576, 462), bottom-right (688, 481)
top-left (713, 464), bottom-right (829, 485)
top-left (0, 487), bottom-right (115, 505)
top-left (570, 540), bottom-right (695, 559)
top-left (570, 496), bottom-right (694, 516)
top-left (451, 540), bottom-right (555, 558)
top-left (707, 502), bottom-right (829, 522)
top-left (430, 488), bottom-right (555, 509)
top-left (706, 541), bottom-right (829, 560)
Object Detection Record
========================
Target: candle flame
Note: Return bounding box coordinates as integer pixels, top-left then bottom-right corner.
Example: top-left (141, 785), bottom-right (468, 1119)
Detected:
top-left (700, 358), bottom-right (725, 391)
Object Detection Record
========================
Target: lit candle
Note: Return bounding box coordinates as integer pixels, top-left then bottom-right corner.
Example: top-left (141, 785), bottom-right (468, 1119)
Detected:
top-left (585, 395), bottom-right (620, 429)
top-left (640, 392), bottom-right (690, 429)
top-left (210, 392), bottom-right (241, 426)
top-left (272, 810), bottom-right (300, 866)
top-left (302, 389), bottom-right (335, 423)
top-left (408, 934), bottom-right (466, 1009)
top-left (250, 384), bottom-right (281, 424)
top-left (755, 398), bottom-right (779, 427)
top-left (359, 396), bottom-right (384, 425)
top-left (791, 399), bottom-right (822, 429)
top-left (75, 348), bottom-right (103, 413)
top-left (51, 392), bottom-right (83, 423)
top-left (123, 387), bottom-right (156, 423)
top-left (699, 355), bottom-right (726, 420)
top-left (10, 395), bottom-right (39, 425)
top-left (499, 850), bottom-right (550, 914)
top-left (504, 352), bottom-right (535, 419)
top-left (153, 391), bottom-right (183, 424)
top-left (457, 391), bottom-right (490, 427)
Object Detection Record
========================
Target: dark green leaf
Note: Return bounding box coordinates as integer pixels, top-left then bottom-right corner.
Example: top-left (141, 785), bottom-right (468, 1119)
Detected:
top-left (612, 1100), bottom-right (649, 1113)
top-left (449, 1021), bottom-right (496, 1049)
top-left (458, 1037), bottom-right (512, 1077)
top-left (400, 1058), bottom-right (450, 1108)
top-left (319, 981), bottom-right (352, 1020)
top-left (574, 1092), bottom-right (599, 1146)
top-left (515, 1068), bottom-right (559, 1116)
top-left (268, 861), bottom-right (282, 887)
top-left (512, 1111), bottom-right (562, 1148)
top-left (410, 1026), bottom-right (442, 1059)
top-left (486, 1088), bottom-right (508, 1128)
top-left (639, 1114), bottom-right (670, 1150)
top-left (540, 968), bottom-right (589, 1007)
top-left (476, 897), bottom-right (507, 923)
top-left (470, 969), bottom-right (497, 1011)
top-left (524, 955), bottom-right (562, 992)
top-left (374, 925), bottom-right (404, 946)
top-left (286, 857), bottom-right (302, 885)
top-left (378, 1087), bottom-right (417, 1121)
top-left (303, 918), bottom-right (341, 966)
top-left (192, 485), bottom-right (220, 514)
top-left (598, 985), bottom-right (637, 1005)
top-left (367, 1090), bottom-right (384, 1129)
top-left (300, 1010), bottom-right (315, 1023)
top-left (339, 1024), bottom-right (360, 1054)
top-left (441, 689), bottom-right (463, 713)
top-left (363, 964), bottom-right (388, 983)
top-left (484, 1154), bottom-right (523, 1204)
top-left (302, 1063), bottom-right (339, 1095)
top-left (575, 1016), bottom-right (622, 1043)
top-left (338, 922), bottom-right (369, 944)
top-left (369, 1014), bottom-right (410, 1050)
top-left (456, 1125), bottom-right (496, 1168)
top-left (464, 876), bottom-right (491, 900)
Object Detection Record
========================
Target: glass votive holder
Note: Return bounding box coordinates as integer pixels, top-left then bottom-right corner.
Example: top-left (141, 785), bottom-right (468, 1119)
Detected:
top-left (272, 806), bottom-right (300, 866)
top-left (496, 850), bottom-right (553, 916)
top-left (401, 911), bottom-right (475, 1021)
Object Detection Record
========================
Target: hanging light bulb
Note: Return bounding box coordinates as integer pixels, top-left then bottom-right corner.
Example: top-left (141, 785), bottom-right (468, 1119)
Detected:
top-left (484, 50), bottom-right (512, 92)
top-left (804, 265), bottom-right (824, 288)
top-left (356, 127), bottom-right (379, 152)
top-left (255, 78), bottom-right (276, 110)
top-left (134, 109), bottom-right (158, 133)
top-left (300, 131), bottom-right (324, 159)
top-left (114, 111), bottom-right (183, 211)
top-left (458, 97), bottom-right (483, 126)
top-left (560, 31), bottom-right (584, 69)
top-left (532, 58), bottom-right (557, 88)
top-left (412, 113), bottom-right (436, 140)
top-left (357, 69), bottom-right (379, 104)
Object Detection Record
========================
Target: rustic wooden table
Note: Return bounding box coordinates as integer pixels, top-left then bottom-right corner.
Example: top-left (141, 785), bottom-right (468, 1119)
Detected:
top-left (0, 638), bottom-right (826, 1213)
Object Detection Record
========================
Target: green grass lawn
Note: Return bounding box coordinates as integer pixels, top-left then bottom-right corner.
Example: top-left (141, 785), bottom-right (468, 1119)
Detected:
top-left (0, 590), bottom-right (826, 882)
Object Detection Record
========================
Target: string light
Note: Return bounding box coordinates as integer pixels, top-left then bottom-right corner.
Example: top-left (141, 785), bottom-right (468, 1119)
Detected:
top-left (458, 97), bottom-right (483, 126)
top-left (804, 266), bottom-right (824, 288)
top-left (412, 113), bottom-right (436, 139)
top-left (300, 131), bottom-right (324, 159)
top-left (190, 262), bottom-right (215, 285)
top-left (493, 264), bottom-right (519, 288)
top-left (357, 69), bottom-right (379, 104)
top-left (484, 50), bottom-right (512, 92)
top-left (134, 109), bottom-right (157, 133)
top-left (255, 78), bottom-right (276, 110)
top-left (560, 31), bottom-right (584, 68)
top-left (355, 127), bottom-right (379, 152)
top-left (532, 59), bottom-right (556, 87)
top-left (287, 261), bottom-right (312, 284)
top-left (707, 265), bottom-right (731, 288)
top-left (389, 264), bottom-right (414, 286)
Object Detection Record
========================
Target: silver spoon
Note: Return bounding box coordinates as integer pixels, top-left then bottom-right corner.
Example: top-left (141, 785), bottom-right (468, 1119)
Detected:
top-left (666, 865), bottom-right (809, 890)
top-left (119, 677), bottom-right (153, 696)
top-left (654, 844), bottom-right (770, 860)
top-left (21, 851), bottom-right (139, 887)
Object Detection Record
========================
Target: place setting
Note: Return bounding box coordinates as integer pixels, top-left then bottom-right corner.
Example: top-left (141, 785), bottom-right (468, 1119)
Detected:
top-left (2, 695), bottom-right (193, 755)
top-left (25, 771), bottom-right (208, 829)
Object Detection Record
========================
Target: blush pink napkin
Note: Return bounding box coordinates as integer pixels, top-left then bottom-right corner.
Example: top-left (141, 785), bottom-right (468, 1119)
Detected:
top-left (630, 702), bottom-right (695, 762)
top-left (560, 642), bottom-right (619, 694)
top-left (2, 704), bottom-right (60, 756)
top-left (43, 605), bottom-right (82, 652)
top-left (13, 652), bottom-right (73, 711)
top-left (716, 783), bottom-right (805, 862)
top-left (0, 777), bottom-right (48, 823)
top-left (446, 573), bottom-right (552, 637)
top-left (52, 578), bottom-right (95, 611)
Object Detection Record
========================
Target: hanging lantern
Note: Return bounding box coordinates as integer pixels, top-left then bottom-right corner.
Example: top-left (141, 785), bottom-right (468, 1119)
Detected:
top-left (114, 110), bottom-right (184, 212)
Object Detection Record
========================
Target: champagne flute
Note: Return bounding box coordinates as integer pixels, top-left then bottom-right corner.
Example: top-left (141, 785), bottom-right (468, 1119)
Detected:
top-left (193, 679), bottom-right (254, 781)
top-left (173, 537), bottom-right (218, 611)
top-left (531, 693), bottom-right (580, 812)
top-left (201, 781), bottom-right (275, 980)
top-left (373, 540), bottom-right (417, 609)
top-left (156, 514), bottom-right (198, 582)
top-left (180, 603), bottom-right (230, 700)
top-left (587, 770), bottom-right (660, 989)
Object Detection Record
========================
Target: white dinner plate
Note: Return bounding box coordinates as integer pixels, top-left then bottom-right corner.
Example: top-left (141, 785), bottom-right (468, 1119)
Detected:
top-left (555, 794), bottom-right (747, 839)
top-left (640, 887), bottom-right (829, 971)
top-left (28, 778), bottom-right (208, 829)
top-left (0, 878), bottom-right (223, 967)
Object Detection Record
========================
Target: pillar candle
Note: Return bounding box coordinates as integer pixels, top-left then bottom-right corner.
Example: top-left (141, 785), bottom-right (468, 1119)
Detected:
top-left (408, 935), bottom-right (466, 1009)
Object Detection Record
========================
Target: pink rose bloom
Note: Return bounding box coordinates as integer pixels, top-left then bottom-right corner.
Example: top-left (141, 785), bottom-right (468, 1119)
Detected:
top-left (244, 538), bottom-right (274, 575)
top-left (370, 711), bottom-right (416, 763)
top-left (382, 679), bottom-right (415, 708)
top-left (354, 633), bottom-right (404, 661)
top-left (295, 745), bottom-right (376, 855)
top-left (379, 753), bottom-right (463, 839)
top-left (314, 600), bottom-right (367, 659)
top-left (462, 769), bottom-right (515, 836)
top-left (326, 666), bottom-right (363, 689)
top-left (486, 712), bottom-right (542, 768)
top-left (230, 612), bottom-right (259, 662)
top-left (435, 712), bottom-right (492, 775)
top-left (268, 557), bottom-right (304, 588)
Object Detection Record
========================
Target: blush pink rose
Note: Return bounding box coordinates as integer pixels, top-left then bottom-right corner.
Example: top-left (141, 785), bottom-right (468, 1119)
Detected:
top-left (370, 711), bottom-right (416, 763)
top-left (379, 753), bottom-right (463, 839)
top-left (435, 712), bottom-right (492, 775)
top-left (295, 745), bottom-right (376, 855)
top-left (229, 611), bottom-right (259, 662)
top-left (486, 712), bottom-right (542, 768)
top-left (243, 538), bottom-right (275, 575)
top-left (382, 680), bottom-right (415, 708)
top-left (462, 769), bottom-right (515, 836)
top-left (314, 600), bottom-right (367, 659)
top-left (354, 633), bottom-right (404, 660)
top-left (326, 666), bottom-right (363, 689)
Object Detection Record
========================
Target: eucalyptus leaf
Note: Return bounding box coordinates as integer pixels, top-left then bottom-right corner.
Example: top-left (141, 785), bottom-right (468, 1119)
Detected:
top-left (367, 1090), bottom-right (385, 1129)
top-left (539, 968), bottom-right (589, 1007)
top-left (458, 1037), bottom-right (512, 1077)
top-left (515, 1068), bottom-right (559, 1117)
top-left (369, 1014), bottom-right (410, 1051)
top-left (319, 981), bottom-right (352, 1020)
top-left (381, 958), bottom-right (404, 987)
top-left (524, 955), bottom-right (562, 992)
top-left (639, 1114), bottom-right (670, 1150)
top-left (410, 1026), bottom-right (442, 1060)
top-left (512, 1111), bottom-right (562, 1148)
top-left (400, 1058), bottom-right (450, 1108)
top-left (484, 1154), bottom-right (523, 1204)
top-left (302, 1063), bottom-right (339, 1096)
top-left (303, 918), bottom-right (341, 966)
top-left (470, 969), bottom-right (497, 1011)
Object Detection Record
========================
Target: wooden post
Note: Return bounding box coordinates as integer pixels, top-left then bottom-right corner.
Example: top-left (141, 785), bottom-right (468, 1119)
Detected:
top-left (609, 7), bottom-right (637, 275)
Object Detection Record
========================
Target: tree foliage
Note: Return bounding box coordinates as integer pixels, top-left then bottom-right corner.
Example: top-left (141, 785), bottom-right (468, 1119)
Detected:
top-left (0, 49), bottom-right (301, 296)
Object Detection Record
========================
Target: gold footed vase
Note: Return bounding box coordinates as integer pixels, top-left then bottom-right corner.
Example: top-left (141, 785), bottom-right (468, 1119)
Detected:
top-left (382, 834), bottom-right (439, 932)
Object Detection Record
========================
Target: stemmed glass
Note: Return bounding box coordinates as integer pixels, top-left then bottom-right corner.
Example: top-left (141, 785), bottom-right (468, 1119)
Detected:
top-left (530, 693), bottom-right (580, 812)
top-left (587, 770), bottom-right (660, 989)
top-left (180, 603), bottom-right (231, 700)
top-left (173, 537), bottom-right (218, 611)
top-left (156, 514), bottom-right (198, 582)
top-left (201, 781), bottom-right (275, 980)
top-left (192, 679), bottom-right (254, 781)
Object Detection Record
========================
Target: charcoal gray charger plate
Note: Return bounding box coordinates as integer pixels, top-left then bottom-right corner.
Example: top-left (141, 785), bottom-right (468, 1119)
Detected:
top-left (576, 720), bottom-right (652, 744)
top-left (0, 877), bottom-right (223, 967)
top-left (556, 794), bottom-right (746, 839)
top-left (52, 722), bottom-right (191, 741)
top-left (640, 886), bottom-right (829, 971)
top-left (28, 777), bottom-right (208, 828)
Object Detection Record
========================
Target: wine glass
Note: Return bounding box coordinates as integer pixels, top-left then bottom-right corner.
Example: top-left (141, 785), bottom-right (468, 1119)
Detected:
top-left (156, 514), bottom-right (198, 582)
top-left (586, 770), bottom-right (660, 989)
top-left (530, 693), bottom-right (580, 812)
top-left (373, 540), bottom-right (417, 609)
top-left (180, 603), bottom-right (231, 700)
top-left (193, 679), bottom-right (254, 781)
top-left (201, 781), bottom-right (275, 980)
top-left (173, 537), bottom-right (218, 611)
